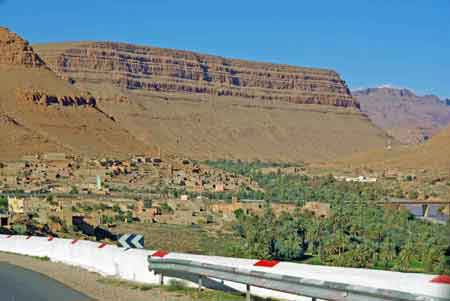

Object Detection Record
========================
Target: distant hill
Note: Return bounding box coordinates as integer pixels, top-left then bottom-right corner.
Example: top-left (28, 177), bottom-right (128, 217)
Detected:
top-left (353, 87), bottom-right (450, 144)
top-left (31, 41), bottom-right (392, 162)
top-left (0, 27), bottom-right (149, 160)
top-left (338, 123), bottom-right (450, 172)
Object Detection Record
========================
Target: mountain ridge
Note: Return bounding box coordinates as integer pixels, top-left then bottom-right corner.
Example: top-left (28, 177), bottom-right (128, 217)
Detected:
top-left (353, 87), bottom-right (450, 144)
top-left (28, 39), bottom-right (394, 162)
top-left (34, 41), bottom-right (359, 108)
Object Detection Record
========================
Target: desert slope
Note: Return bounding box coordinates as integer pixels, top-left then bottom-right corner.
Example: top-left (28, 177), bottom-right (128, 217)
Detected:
top-left (33, 41), bottom-right (393, 162)
top-left (337, 125), bottom-right (450, 172)
top-left (354, 87), bottom-right (450, 144)
top-left (0, 27), bottom-right (148, 160)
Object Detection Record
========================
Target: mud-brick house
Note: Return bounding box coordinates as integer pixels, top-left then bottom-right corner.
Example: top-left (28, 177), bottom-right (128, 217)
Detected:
top-left (7, 196), bottom-right (41, 223)
top-left (302, 202), bottom-right (331, 218)
top-left (0, 213), bottom-right (9, 227)
top-left (8, 196), bottom-right (33, 214)
top-left (209, 198), bottom-right (298, 219)
top-left (214, 183), bottom-right (225, 192)
top-left (41, 152), bottom-right (67, 162)
top-left (133, 199), bottom-right (161, 223)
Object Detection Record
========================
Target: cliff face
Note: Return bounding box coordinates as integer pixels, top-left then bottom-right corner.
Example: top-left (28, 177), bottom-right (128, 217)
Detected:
top-left (35, 42), bottom-right (358, 108)
top-left (30, 41), bottom-right (395, 163)
top-left (0, 28), bottom-right (148, 160)
top-left (0, 27), bottom-right (46, 68)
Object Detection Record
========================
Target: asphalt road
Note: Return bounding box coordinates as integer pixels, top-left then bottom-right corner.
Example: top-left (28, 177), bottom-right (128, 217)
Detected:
top-left (0, 261), bottom-right (92, 301)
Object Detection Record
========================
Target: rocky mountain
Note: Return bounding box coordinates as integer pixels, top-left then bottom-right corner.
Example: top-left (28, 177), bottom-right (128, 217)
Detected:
top-left (354, 87), bottom-right (450, 144)
top-left (0, 27), bottom-right (148, 160)
top-left (30, 41), bottom-right (392, 162)
top-left (35, 42), bottom-right (358, 108)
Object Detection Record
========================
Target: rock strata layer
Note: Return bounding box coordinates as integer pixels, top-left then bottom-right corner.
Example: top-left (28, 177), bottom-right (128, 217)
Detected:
top-left (35, 42), bottom-right (358, 108)
top-left (0, 27), bottom-right (45, 67)
top-left (16, 88), bottom-right (97, 107)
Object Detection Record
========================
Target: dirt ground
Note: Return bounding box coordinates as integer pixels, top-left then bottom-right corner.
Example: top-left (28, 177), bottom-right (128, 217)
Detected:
top-left (0, 252), bottom-right (192, 301)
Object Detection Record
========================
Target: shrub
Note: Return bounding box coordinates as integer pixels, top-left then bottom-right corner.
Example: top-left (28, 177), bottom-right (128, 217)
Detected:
top-left (12, 224), bottom-right (26, 234)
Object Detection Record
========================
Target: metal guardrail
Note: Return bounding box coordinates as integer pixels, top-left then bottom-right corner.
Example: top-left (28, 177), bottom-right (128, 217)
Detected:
top-left (148, 258), bottom-right (448, 301)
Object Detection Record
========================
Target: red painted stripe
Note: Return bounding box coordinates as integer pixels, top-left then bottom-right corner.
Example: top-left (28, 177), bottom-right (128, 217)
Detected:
top-left (431, 275), bottom-right (450, 285)
top-left (151, 250), bottom-right (169, 258)
top-left (254, 260), bottom-right (280, 268)
top-left (98, 243), bottom-right (108, 249)
top-left (71, 239), bottom-right (79, 245)
top-left (26, 236), bottom-right (32, 240)
top-left (47, 236), bottom-right (54, 241)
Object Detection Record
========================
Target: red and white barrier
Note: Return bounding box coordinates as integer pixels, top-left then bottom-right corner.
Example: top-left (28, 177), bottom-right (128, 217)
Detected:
top-left (0, 235), bottom-right (448, 300)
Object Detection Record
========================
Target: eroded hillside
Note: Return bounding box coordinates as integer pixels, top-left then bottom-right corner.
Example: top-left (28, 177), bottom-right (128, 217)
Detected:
top-left (0, 27), bottom-right (149, 160)
top-left (33, 41), bottom-right (393, 162)
top-left (35, 42), bottom-right (358, 107)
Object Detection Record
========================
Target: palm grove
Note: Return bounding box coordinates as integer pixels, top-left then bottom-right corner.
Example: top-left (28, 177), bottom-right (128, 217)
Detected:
top-left (206, 160), bottom-right (450, 274)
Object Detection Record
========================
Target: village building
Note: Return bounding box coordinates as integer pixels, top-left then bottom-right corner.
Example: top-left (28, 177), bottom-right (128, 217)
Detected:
top-left (302, 202), bottom-right (331, 218)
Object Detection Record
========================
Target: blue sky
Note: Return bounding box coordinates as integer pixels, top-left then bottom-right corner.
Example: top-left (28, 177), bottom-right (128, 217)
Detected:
top-left (1, 0), bottom-right (449, 98)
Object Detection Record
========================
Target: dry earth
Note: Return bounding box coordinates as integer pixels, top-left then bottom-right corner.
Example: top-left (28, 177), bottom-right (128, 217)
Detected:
top-left (0, 27), bottom-right (150, 160)
top-left (33, 41), bottom-right (393, 162)
top-left (354, 87), bottom-right (450, 144)
top-left (332, 124), bottom-right (450, 173)
top-left (0, 252), bottom-right (192, 301)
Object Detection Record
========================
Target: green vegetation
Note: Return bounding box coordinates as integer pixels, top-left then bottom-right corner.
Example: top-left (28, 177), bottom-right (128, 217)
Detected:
top-left (116, 223), bottom-right (242, 257)
top-left (12, 224), bottom-right (27, 234)
top-left (46, 195), bottom-right (57, 206)
top-left (97, 277), bottom-right (156, 291)
top-left (205, 159), bottom-right (301, 175)
top-left (207, 160), bottom-right (450, 274)
top-left (165, 279), bottom-right (276, 301)
top-left (0, 195), bottom-right (7, 213)
top-left (31, 256), bottom-right (50, 262)
top-left (69, 186), bottom-right (79, 194)
top-left (160, 202), bottom-right (174, 214)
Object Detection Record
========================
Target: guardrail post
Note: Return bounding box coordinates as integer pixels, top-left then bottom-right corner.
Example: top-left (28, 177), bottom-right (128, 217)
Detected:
top-left (246, 284), bottom-right (251, 301)
top-left (198, 275), bottom-right (203, 292)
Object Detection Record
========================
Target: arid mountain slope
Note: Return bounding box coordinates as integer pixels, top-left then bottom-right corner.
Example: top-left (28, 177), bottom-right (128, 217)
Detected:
top-left (0, 27), bottom-right (148, 160)
top-left (338, 124), bottom-right (450, 172)
top-left (354, 87), bottom-right (450, 144)
top-left (32, 41), bottom-right (392, 162)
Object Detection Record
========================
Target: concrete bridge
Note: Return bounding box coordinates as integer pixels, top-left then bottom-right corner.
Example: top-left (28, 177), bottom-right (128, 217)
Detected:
top-left (377, 198), bottom-right (450, 222)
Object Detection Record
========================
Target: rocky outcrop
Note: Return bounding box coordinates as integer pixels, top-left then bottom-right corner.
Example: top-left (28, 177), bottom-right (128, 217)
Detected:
top-left (0, 28), bottom-right (149, 160)
top-left (0, 114), bottom-right (21, 126)
top-left (0, 27), bottom-right (46, 67)
top-left (16, 88), bottom-right (97, 107)
top-left (35, 42), bottom-right (358, 108)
